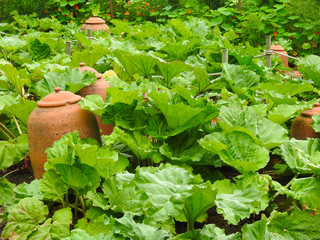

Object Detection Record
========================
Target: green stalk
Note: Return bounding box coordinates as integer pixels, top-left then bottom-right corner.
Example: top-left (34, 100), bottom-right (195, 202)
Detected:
top-left (74, 194), bottom-right (79, 221)
top-left (274, 173), bottom-right (298, 198)
top-left (79, 196), bottom-right (86, 217)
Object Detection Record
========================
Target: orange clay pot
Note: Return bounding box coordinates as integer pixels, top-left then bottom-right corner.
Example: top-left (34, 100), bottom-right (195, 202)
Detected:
top-left (271, 43), bottom-right (289, 68)
top-left (80, 15), bottom-right (110, 32)
top-left (76, 63), bottom-right (114, 135)
top-left (28, 87), bottom-right (101, 179)
top-left (290, 103), bottom-right (320, 140)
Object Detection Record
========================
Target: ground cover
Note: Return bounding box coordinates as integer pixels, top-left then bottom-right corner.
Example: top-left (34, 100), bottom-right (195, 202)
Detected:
top-left (1, 8), bottom-right (320, 239)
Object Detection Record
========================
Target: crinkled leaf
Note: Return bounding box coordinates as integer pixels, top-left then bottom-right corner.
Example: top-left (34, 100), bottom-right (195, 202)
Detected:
top-left (215, 187), bottom-right (262, 225)
top-left (156, 60), bottom-right (191, 87)
top-left (0, 177), bottom-right (15, 206)
top-left (218, 106), bottom-right (288, 149)
top-left (96, 154), bottom-right (129, 179)
top-left (62, 229), bottom-right (110, 240)
top-left (0, 95), bottom-right (36, 126)
top-left (2, 197), bottom-right (48, 240)
top-left (0, 60), bottom-right (30, 96)
top-left (267, 210), bottom-right (320, 239)
top-left (113, 50), bottom-right (157, 79)
top-left (29, 38), bottom-right (51, 61)
top-left (312, 114), bottom-right (320, 133)
top-left (39, 169), bottom-right (68, 201)
top-left (269, 103), bottom-right (313, 124)
top-left (290, 177), bottom-right (320, 209)
top-left (14, 179), bottom-right (42, 200)
top-left (0, 134), bottom-right (28, 170)
top-left (222, 64), bottom-right (260, 97)
top-left (70, 45), bottom-right (108, 68)
top-left (34, 68), bottom-right (96, 97)
top-left (274, 138), bottom-right (320, 174)
top-left (29, 208), bottom-right (72, 240)
top-left (299, 55), bottom-right (320, 87)
top-left (241, 219), bottom-right (271, 240)
top-left (199, 131), bottom-right (269, 173)
top-left (114, 213), bottom-right (171, 240)
top-left (79, 94), bottom-right (107, 116)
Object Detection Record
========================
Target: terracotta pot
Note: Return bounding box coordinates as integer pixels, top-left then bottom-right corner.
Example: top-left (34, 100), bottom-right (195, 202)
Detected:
top-left (271, 43), bottom-right (289, 68)
top-left (28, 87), bottom-right (101, 179)
top-left (290, 103), bottom-right (320, 140)
top-left (76, 63), bottom-right (114, 135)
top-left (80, 15), bottom-right (110, 32)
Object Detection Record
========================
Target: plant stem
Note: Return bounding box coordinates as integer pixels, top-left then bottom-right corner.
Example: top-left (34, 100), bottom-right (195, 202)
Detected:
top-left (0, 122), bottom-right (16, 139)
top-left (74, 195), bottom-right (79, 221)
top-left (274, 173), bottom-right (298, 198)
top-left (69, 203), bottom-right (84, 213)
top-left (2, 168), bottom-right (20, 178)
top-left (79, 196), bottom-right (86, 217)
top-left (12, 115), bottom-right (22, 135)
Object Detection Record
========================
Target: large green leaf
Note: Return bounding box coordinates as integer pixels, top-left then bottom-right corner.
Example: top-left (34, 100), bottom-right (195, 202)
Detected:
top-left (241, 219), bottom-right (272, 240)
top-left (215, 187), bottom-right (261, 225)
top-left (134, 164), bottom-right (201, 223)
top-left (218, 106), bottom-right (288, 150)
top-left (221, 64), bottom-right (260, 97)
top-left (0, 60), bottom-right (30, 96)
top-left (33, 67), bottom-right (96, 97)
top-left (114, 213), bottom-right (171, 240)
top-left (28, 208), bottom-right (72, 239)
top-left (199, 131), bottom-right (269, 173)
top-left (274, 138), bottom-right (320, 174)
top-left (113, 50), bottom-right (157, 79)
top-left (156, 60), bottom-right (191, 87)
top-left (79, 94), bottom-right (108, 116)
top-left (0, 134), bottom-right (28, 170)
top-left (0, 95), bottom-right (36, 125)
top-left (298, 55), bottom-right (320, 87)
top-left (148, 91), bottom-right (217, 137)
top-left (213, 173), bottom-right (271, 225)
top-left (173, 224), bottom-right (241, 239)
top-left (29, 38), bottom-right (51, 61)
top-left (70, 45), bottom-right (108, 68)
top-left (267, 210), bottom-right (320, 239)
top-left (0, 177), bottom-right (15, 206)
top-left (2, 197), bottom-right (49, 240)
top-left (175, 182), bottom-right (218, 229)
top-left (14, 179), bottom-right (42, 200)
top-left (290, 177), bottom-right (320, 209)
top-left (39, 169), bottom-right (68, 202)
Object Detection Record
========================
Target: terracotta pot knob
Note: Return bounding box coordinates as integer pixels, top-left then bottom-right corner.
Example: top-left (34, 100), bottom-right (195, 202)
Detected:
top-left (54, 87), bottom-right (62, 93)
top-left (315, 103), bottom-right (320, 107)
top-left (93, 15), bottom-right (98, 17)
top-left (274, 42), bottom-right (278, 45)
top-left (79, 62), bottom-right (86, 67)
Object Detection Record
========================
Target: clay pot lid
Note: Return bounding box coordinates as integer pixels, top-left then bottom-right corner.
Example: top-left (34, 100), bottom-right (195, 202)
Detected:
top-left (37, 87), bottom-right (82, 107)
top-left (271, 42), bottom-right (286, 52)
top-left (77, 62), bottom-right (103, 78)
top-left (85, 15), bottom-right (105, 24)
top-left (301, 103), bottom-right (320, 117)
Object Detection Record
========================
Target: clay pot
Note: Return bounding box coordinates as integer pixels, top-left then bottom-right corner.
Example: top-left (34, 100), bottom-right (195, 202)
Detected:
top-left (271, 43), bottom-right (289, 67)
top-left (290, 103), bottom-right (320, 140)
top-left (80, 15), bottom-right (109, 32)
top-left (76, 63), bottom-right (114, 135)
top-left (28, 87), bottom-right (101, 179)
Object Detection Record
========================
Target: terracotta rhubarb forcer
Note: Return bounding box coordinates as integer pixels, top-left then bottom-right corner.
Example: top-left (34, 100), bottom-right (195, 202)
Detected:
top-left (28, 87), bottom-right (101, 179)
top-left (80, 15), bottom-right (110, 32)
top-left (76, 63), bottom-right (114, 135)
top-left (290, 103), bottom-right (320, 140)
top-left (271, 43), bottom-right (289, 67)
